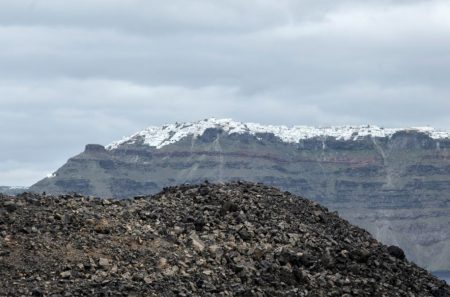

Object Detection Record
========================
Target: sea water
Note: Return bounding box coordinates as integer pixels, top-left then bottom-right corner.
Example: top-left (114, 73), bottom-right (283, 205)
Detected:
top-left (433, 271), bottom-right (450, 284)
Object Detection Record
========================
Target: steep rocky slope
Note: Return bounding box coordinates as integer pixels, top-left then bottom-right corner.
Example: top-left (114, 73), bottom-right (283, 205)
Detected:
top-left (29, 119), bottom-right (450, 270)
top-left (1, 182), bottom-right (449, 296)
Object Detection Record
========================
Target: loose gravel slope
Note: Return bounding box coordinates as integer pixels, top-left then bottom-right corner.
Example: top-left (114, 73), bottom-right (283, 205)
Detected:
top-left (1, 182), bottom-right (449, 296)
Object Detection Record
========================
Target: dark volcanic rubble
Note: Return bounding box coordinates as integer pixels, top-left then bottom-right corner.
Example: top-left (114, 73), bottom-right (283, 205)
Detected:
top-left (0, 182), bottom-right (449, 297)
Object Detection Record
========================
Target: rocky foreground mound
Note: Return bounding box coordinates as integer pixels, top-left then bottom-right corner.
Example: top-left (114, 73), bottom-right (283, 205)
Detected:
top-left (1, 182), bottom-right (449, 297)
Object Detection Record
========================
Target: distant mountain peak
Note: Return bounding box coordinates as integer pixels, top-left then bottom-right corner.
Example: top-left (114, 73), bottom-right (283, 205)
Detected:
top-left (106, 118), bottom-right (450, 150)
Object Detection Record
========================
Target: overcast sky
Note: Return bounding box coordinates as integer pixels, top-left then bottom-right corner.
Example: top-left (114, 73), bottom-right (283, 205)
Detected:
top-left (1, 0), bottom-right (450, 186)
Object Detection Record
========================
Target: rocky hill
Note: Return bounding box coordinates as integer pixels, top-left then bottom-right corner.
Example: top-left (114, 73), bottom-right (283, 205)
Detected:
top-left (1, 182), bottom-right (449, 296)
top-left (29, 119), bottom-right (450, 271)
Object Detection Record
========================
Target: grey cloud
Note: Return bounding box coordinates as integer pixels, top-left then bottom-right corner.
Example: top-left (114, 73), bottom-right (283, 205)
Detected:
top-left (0, 0), bottom-right (450, 185)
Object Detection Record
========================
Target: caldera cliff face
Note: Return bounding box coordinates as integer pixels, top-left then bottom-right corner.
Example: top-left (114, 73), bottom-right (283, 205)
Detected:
top-left (30, 119), bottom-right (450, 271)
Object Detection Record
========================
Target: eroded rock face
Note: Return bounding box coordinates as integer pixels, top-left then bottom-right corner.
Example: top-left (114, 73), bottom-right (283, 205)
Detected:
top-left (29, 126), bottom-right (450, 271)
top-left (1, 182), bottom-right (449, 296)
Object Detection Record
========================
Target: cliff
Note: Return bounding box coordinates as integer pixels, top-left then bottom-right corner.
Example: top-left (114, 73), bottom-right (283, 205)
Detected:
top-left (29, 119), bottom-right (450, 271)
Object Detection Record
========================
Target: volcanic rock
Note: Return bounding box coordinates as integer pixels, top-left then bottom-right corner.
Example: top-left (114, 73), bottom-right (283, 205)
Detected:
top-left (388, 245), bottom-right (406, 260)
top-left (0, 182), bottom-right (448, 296)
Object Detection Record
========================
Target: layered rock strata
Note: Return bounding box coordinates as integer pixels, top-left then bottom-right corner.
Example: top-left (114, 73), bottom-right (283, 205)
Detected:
top-left (29, 119), bottom-right (450, 271)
